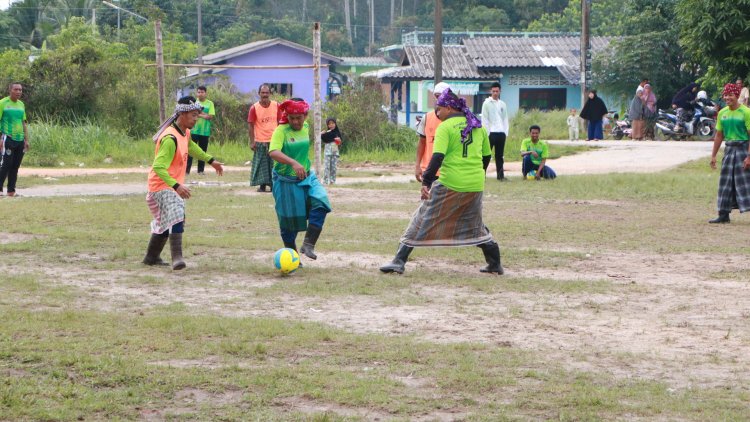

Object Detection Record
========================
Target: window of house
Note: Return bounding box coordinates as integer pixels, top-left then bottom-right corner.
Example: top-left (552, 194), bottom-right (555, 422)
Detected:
top-left (519, 88), bottom-right (567, 111)
top-left (266, 83), bottom-right (293, 97)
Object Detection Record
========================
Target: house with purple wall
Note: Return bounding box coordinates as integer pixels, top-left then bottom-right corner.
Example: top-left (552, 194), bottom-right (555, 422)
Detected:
top-left (185, 38), bottom-right (340, 103)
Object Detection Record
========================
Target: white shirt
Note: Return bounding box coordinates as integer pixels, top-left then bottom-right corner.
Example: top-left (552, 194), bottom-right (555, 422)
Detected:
top-left (481, 97), bottom-right (509, 134)
top-left (567, 115), bottom-right (579, 128)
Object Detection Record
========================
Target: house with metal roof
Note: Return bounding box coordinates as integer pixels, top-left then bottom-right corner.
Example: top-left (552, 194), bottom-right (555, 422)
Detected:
top-left (364, 33), bottom-right (612, 127)
top-left (184, 38), bottom-right (341, 103)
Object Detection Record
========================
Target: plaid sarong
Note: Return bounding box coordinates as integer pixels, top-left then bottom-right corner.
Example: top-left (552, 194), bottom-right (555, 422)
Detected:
top-left (401, 182), bottom-right (493, 247)
top-left (272, 170), bottom-right (332, 232)
top-left (250, 142), bottom-right (273, 186)
top-left (717, 142), bottom-right (750, 213)
top-left (146, 189), bottom-right (185, 234)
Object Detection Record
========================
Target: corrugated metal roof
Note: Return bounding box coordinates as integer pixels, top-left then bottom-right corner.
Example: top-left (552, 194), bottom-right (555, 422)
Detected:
top-left (367, 45), bottom-right (502, 81)
top-left (463, 35), bottom-right (611, 68)
top-left (200, 38), bottom-right (340, 64)
top-left (339, 56), bottom-right (394, 66)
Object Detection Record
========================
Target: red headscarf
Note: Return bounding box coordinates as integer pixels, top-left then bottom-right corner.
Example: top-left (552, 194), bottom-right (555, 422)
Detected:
top-left (723, 83), bottom-right (741, 97)
top-left (278, 99), bottom-right (310, 124)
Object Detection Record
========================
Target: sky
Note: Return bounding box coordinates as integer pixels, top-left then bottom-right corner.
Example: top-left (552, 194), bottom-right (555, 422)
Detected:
top-left (0, 0), bottom-right (13, 11)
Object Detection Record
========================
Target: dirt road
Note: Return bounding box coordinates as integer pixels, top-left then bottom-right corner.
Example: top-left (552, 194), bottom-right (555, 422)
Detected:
top-left (13, 140), bottom-right (713, 197)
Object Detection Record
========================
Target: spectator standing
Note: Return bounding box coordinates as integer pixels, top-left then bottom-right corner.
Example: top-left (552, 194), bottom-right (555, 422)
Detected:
top-left (0, 82), bottom-right (28, 197)
top-left (415, 82), bottom-right (451, 182)
top-left (320, 117), bottom-right (342, 184)
top-left (185, 86), bottom-right (215, 175)
top-left (567, 108), bottom-right (579, 141)
top-left (580, 89), bottom-right (608, 141)
top-left (737, 78), bottom-right (749, 106)
top-left (248, 84), bottom-right (281, 192)
top-left (641, 84), bottom-right (658, 140)
top-left (481, 82), bottom-right (510, 180)
top-left (629, 89), bottom-right (645, 140)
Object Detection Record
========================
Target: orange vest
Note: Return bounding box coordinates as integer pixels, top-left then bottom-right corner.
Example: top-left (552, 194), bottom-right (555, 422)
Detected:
top-left (253, 101), bottom-right (279, 142)
top-left (420, 111), bottom-right (441, 173)
top-left (148, 125), bottom-right (189, 192)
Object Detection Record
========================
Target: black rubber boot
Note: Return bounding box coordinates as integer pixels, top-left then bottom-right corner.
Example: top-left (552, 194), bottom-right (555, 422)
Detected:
top-left (169, 233), bottom-right (186, 270)
top-left (300, 225), bottom-right (322, 260)
top-left (284, 241), bottom-right (303, 267)
top-left (708, 211), bottom-right (730, 224)
top-left (142, 234), bottom-right (169, 266)
top-left (379, 244), bottom-right (414, 274)
top-left (478, 241), bottom-right (504, 275)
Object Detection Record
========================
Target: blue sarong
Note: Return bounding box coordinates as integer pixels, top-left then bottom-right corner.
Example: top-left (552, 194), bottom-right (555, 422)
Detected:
top-left (272, 170), bottom-right (331, 232)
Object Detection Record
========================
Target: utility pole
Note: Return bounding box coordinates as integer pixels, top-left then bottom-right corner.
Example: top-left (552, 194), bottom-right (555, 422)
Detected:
top-left (344, 0), bottom-right (352, 45)
top-left (197, 0), bottom-right (203, 76)
top-left (390, 0), bottom-right (394, 26)
top-left (155, 20), bottom-right (166, 122)
top-left (580, 0), bottom-right (591, 107)
top-left (434, 0), bottom-right (442, 84)
top-left (303, 0), bottom-right (307, 22)
top-left (313, 22), bottom-right (322, 176)
top-left (369, 0), bottom-right (374, 55)
top-left (91, 8), bottom-right (96, 33)
top-left (353, 0), bottom-right (358, 42)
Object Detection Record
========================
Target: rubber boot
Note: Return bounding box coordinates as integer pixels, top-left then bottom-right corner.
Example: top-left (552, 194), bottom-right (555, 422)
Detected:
top-left (379, 244), bottom-right (414, 274)
top-left (284, 241), bottom-right (303, 268)
top-left (300, 225), bottom-right (322, 260)
top-left (708, 211), bottom-right (730, 224)
top-left (169, 233), bottom-right (186, 270)
top-left (478, 241), bottom-right (504, 275)
top-left (142, 234), bottom-right (169, 266)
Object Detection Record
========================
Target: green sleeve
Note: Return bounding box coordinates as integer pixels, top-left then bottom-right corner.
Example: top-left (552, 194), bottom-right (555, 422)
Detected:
top-left (432, 123), bottom-right (449, 155)
top-left (745, 108), bottom-right (750, 132)
top-left (716, 109), bottom-right (724, 132)
top-left (153, 135), bottom-right (179, 187)
top-left (208, 101), bottom-right (215, 116)
top-left (541, 142), bottom-right (549, 159)
top-left (188, 138), bottom-right (213, 162)
top-left (269, 126), bottom-right (285, 152)
top-left (481, 128), bottom-right (491, 156)
top-left (519, 138), bottom-right (528, 152)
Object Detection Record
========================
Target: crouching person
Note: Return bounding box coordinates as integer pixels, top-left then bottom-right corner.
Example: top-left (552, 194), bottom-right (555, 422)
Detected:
top-left (380, 89), bottom-right (503, 275)
top-left (143, 96), bottom-right (224, 270)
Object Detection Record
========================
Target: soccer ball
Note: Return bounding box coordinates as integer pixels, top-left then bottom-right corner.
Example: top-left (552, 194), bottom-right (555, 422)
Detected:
top-left (273, 248), bottom-right (300, 274)
top-left (527, 170), bottom-right (537, 180)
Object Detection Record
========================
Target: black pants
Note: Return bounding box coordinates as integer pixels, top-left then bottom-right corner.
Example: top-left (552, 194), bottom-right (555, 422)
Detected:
top-left (0, 138), bottom-right (25, 193)
top-left (489, 132), bottom-right (506, 179)
top-left (186, 134), bottom-right (209, 174)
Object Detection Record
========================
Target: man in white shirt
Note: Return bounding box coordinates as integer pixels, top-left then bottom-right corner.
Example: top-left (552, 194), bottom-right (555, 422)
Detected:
top-left (481, 82), bottom-right (510, 180)
top-left (635, 78), bottom-right (649, 95)
top-left (737, 78), bottom-right (749, 106)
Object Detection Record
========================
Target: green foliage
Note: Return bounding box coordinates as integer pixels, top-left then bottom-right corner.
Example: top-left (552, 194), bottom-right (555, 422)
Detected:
top-left (676, 0), bottom-right (750, 86)
top-left (527, 0), bottom-right (622, 34)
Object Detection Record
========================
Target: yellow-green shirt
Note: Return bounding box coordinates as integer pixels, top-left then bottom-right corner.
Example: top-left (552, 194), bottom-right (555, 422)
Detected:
top-left (192, 99), bottom-right (215, 137)
top-left (520, 138), bottom-right (549, 166)
top-left (0, 97), bottom-right (26, 141)
top-left (269, 122), bottom-right (310, 177)
top-left (432, 115), bottom-right (491, 192)
top-left (716, 104), bottom-right (750, 141)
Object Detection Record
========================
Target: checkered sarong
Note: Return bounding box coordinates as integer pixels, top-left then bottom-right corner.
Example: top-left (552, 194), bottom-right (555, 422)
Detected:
top-left (400, 182), bottom-right (493, 247)
top-left (146, 189), bottom-right (185, 234)
top-left (250, 142), bottom-right (273, 186)
top-left (717, 142), bottom-right (750, 213)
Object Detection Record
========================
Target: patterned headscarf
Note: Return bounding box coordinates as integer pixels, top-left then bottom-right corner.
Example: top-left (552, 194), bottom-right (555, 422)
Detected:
top-left (723, 83), bottom-right (741, 97)
top-left (152, 99), bottom-right (204, 142)
top-left (278, 99), bottom-right (310, 124)
top-left (436, 88), bottom-right (482, 142)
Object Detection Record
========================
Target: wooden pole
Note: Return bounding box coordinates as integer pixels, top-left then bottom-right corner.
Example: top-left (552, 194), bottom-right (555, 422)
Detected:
top-left (313, 22), bottom-right (322, 176)
top-left (344, 0), bottom-right (352, 46)
top-left (155, 20), bottom-right (166, 122)
top-left (581, 0), bottom-right (590, 108)
top-left (434, 0), bottom-right (443, 83)
top-left (197, 0), bottom-right (203, 76)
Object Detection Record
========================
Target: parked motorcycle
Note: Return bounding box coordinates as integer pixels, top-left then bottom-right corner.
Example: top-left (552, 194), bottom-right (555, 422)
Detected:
top-left (611, 116), bottom-right (632, 140)
top-left (654, 102), bottom-right (716, 141)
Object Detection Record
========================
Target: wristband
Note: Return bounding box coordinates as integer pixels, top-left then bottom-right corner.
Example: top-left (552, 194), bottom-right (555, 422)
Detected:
top-left (172, 183), bottom-right (180, 190)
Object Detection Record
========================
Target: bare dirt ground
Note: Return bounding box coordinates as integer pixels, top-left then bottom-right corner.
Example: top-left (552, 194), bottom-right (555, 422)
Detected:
top-left (5, 140), bottom-right (749, 416)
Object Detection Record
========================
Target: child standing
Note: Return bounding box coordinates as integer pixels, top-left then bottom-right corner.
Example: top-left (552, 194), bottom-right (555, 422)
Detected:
top-left (567, 108), bottom-right (579, 141)
top-left (320, 118), bottom-right (342, 184)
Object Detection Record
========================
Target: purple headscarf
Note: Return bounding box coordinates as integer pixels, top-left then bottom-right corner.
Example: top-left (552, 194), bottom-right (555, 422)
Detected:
top-left (436, 88), bottom-right (482, 143)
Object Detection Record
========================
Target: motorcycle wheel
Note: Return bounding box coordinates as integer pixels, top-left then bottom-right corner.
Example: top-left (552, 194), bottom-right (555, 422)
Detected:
top-left (696, 121), bottom-right (715, 141)
top-left (613, 129), bottom-right (623, 140)
top-left (655, 127), bottom-right (669, 141)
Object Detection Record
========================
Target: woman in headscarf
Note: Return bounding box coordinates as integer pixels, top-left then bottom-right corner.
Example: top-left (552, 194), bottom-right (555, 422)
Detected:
top-left (320, 117), bottom-right (342, 184)
top-left (143, 96), bottom-right (224, 270)
top-left (269, 98), bottom-right (331, 261)
top-left (579, 89), bottom-right (608, 141)
top-left (641, 84), bottom-right (657, 140)
top-left (379, 89), bottom-right (503, 275)
top-left (708, 83), bottom-right (750, 224)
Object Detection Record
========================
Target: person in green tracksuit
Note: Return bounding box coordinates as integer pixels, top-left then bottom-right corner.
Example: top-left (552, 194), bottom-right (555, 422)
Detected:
top-left (0, 82), bottom-right (29, 197)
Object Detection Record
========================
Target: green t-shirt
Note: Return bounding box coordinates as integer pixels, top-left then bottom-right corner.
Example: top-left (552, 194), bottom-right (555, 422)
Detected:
top-left (716, 104), bottom-right (750, 142)
top-left (0, 97), bottom-right (26, 141)
top-left (520, 138), bottom-right (549, 166)
top-left (269, 122), bottom-right (311, 178)
top-left (432, 115), bottom-right (491, 192)
top-left (191, 99), bottom-right (215, 136)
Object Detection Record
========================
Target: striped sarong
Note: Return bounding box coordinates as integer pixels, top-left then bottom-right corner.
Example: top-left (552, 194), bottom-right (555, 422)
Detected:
top-left (401, 182), bottom-right (493, 247)
top-left (250, 142), bottom-right (273, 186)
top-left (717, 142), bottom-right (750, 213)
top-left (146, 189), bottom-right (185, 234)
top-left (272, 170), bottom-right (331, 232)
